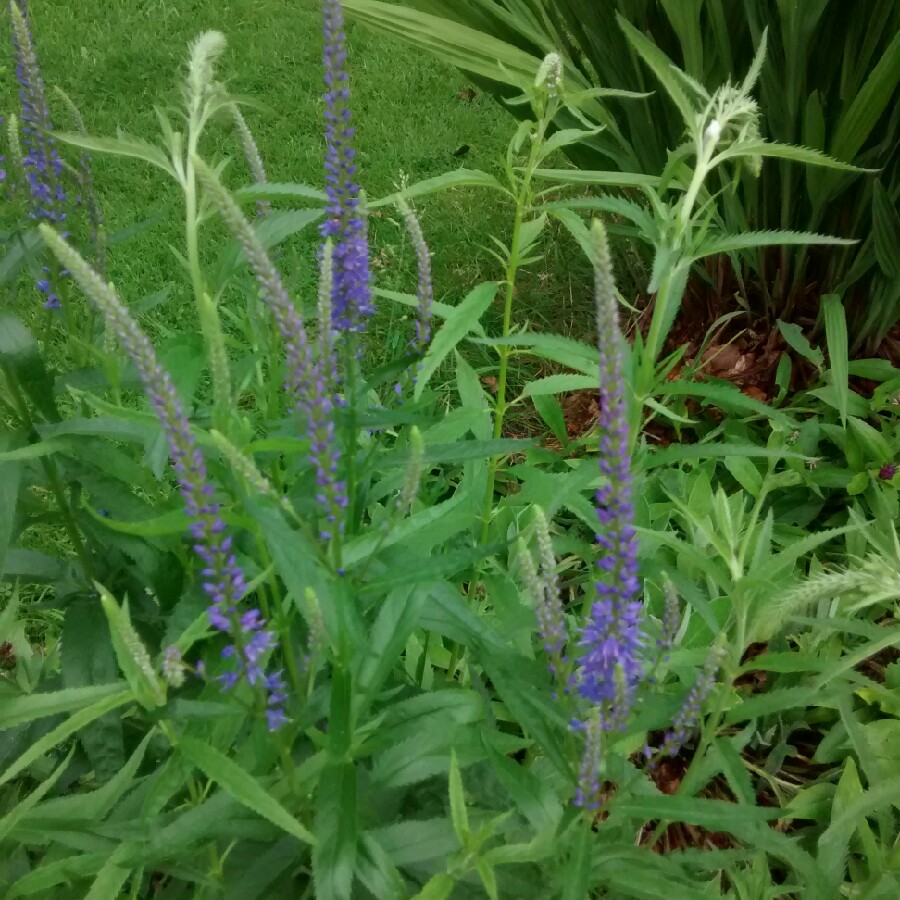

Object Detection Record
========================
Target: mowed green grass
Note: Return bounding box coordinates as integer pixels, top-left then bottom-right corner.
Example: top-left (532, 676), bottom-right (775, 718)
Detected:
top-left (4, 0), bottom-right (596, 391)
top-left (3, 1), bottom-right (510, 341)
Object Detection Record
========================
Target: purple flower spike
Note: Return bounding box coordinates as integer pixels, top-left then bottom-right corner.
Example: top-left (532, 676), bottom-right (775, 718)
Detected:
top-left (573, 220), bottom-right (645, 807)
top-left (320, 0), bottom-right (372, 332)
top-left (38, 226), bottom-right (288, 730)
top-left (8, 1), bottom-right (66, 225)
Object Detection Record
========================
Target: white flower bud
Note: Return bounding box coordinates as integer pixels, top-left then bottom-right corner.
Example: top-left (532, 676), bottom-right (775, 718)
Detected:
top-left (535, 52), bottom-right (563, 96)
top-left (704, 118), bottom-right (722, 146)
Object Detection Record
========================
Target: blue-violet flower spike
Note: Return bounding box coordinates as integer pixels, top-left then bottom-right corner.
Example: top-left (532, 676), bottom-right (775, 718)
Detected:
top-left (573, 219), bottom-right (645, 805)
top-left (320, 0), bottom-right (372, 332)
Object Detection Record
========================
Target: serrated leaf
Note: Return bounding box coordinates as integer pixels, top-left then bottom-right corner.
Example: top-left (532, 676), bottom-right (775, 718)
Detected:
top-left (372, 168), bottom-right (510, 208)
top-left (54, 130), bottom-right (174, 175)
top-left (233, 181), bottom-right (327, 203)
top-left (314, 761), bottom-right (357, 900)
top-left (532, 167), bottom-right (657, 187)
top-left (178, 737), bottom-right (315, 845)
top-left (695, 229), bottom-right (855, 260)
top-left (0, 683), bottom-right (129, 730)
top-left (714, 140), bottom-right (872, 172)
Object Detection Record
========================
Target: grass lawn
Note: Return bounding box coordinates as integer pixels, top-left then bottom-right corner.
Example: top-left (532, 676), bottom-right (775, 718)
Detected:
top-left (4, 0), bottom-right (595, 373)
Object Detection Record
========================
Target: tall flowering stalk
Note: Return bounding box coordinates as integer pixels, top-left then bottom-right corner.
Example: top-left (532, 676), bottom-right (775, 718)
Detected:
top-left (320, 0), bottom-right (372, 332)
top-left (193, 157), bottom-right (347, 540)
top-left (8, 1), bottom-right (65, 225)
top-left (38, 225), bottom-right (287, 731)
top-left (573, 219), bottom-right (645, 807)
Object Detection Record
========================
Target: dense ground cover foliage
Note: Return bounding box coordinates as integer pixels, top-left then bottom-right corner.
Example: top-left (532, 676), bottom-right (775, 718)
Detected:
top-left (1, 1), bottom-right (899, 897)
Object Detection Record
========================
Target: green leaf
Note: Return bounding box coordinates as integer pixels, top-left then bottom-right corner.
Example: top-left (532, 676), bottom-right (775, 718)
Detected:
top-left (61, 596), bottom-right (125, 784)
top-left (640, 443), bottom-right (798, 471)
top-left (372, 168), bottom-right (511, 207)
top-left (532, 167), bottom-right (657, 188)
top-left (522, 374), bottom-right (597, 397)
top-left (830, 30), bottom-right (900, 164)
top-left (313, 761), bottom-right (357, 900)
top-left (561, 822), bottom-right (592, 900)
top-left (215, 208), bottom-right (323, 286)
top-left (234, 181), bottom-right (327, 203)
top-left (0, 747), bottom-right (75, 844)
top-left (694, 229), bottom-right (855, 260)
top-left (617, 14), bottom-right (697, 126)
top-left (53, 130), bottom-right (174, 175)
top-left (84, 844), bottom-right (133, 900)
top-left (657, 378), bottom-right (791, 425)
top-left (777, 320), bottom-right (824, 368)
top-left (178, 737), bottom-right (316, 845)
top-left (0, 682), bottom-right (129, 730)
top-left (344, 0), bottom-right (547, 91)
top-left (613, 794), bottom-right (779, 830)
top-left (83, 501), bottom-right (190, 537)
top-left (822, 294), bottom-right (849, 425)
top-left (0, 430), bottom-right (23, 573)
top-left (368, 819), bottom-right (458, 867)
top-left (473, 333), bottom-right (599, 377)
top-left (714, 140), bottom-right (873, 173)
top-left (0, 312), bottom-right (60, 423)
top-left (224, 837), bottom-right (301, 900)
top-left (448, 750), bottom-right (469, 843)
top-left (415, 282), bottom-right (498, 399)
top-left (872, 181), bottom-right (900, 278)
top-left (531, 393), bottom-right (568, 446)
top-left (357, 586), bottom-right (426, 702)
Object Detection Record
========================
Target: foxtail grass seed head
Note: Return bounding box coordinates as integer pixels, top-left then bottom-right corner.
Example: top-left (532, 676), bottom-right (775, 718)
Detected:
top-left (660, 578), bottom-right (681, 652)
top-left (397, 197), bottom-right (433, 349)
top-left (532, 508), bottom-right (566, 668)
top-left (574, 710), bottom-right (604, 809)
top-left (209, 429), bottom-right (293, 515)
top-left (659, 639), bottom-right (726, 758)
top-left (161, 645), bottom-right (186, 689)
top-left (232, 105), bottom-right (271, 216)
top-left (39, 225), bottom-right (287, 729)
top-left (321, 0), bottom-right (372, 331)
top-left (186, 30), bottom-right (227, 111)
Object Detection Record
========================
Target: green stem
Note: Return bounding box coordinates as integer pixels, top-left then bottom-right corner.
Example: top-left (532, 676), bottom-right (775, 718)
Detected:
top-left (479, 113), bottom-right (549, 545)
top-left (184, 138), bottom-right (231, 432)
